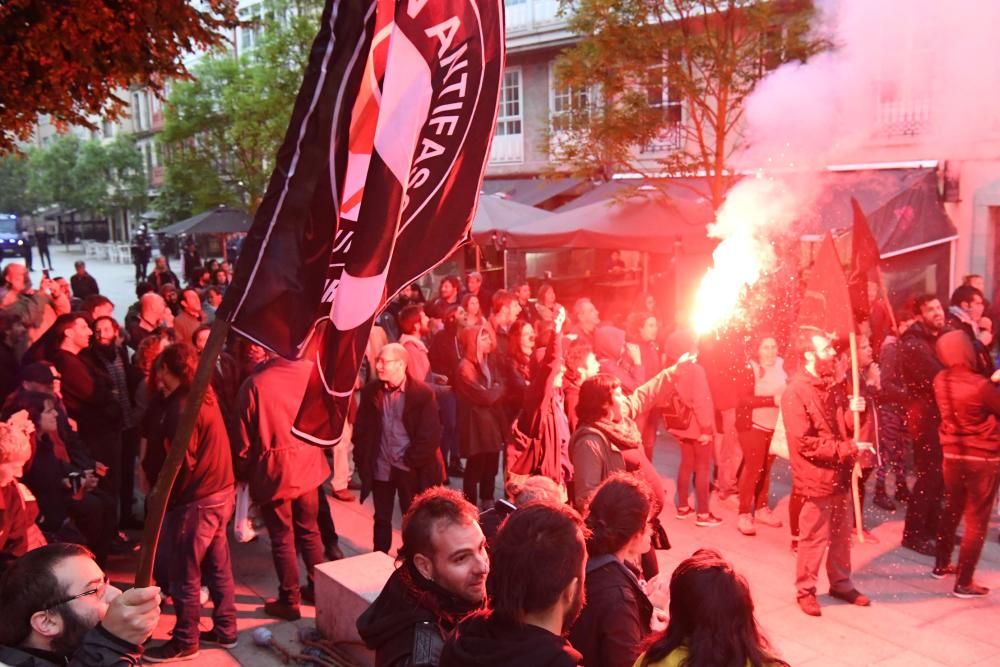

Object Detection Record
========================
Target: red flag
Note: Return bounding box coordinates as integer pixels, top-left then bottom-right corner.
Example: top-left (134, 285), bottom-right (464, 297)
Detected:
top-left (848, 197), bottom-right (881, 320)
top-left (798, 233), bottom-right (855, 341)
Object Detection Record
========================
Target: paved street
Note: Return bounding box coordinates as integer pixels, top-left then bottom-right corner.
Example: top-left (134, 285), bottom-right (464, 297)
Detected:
top-left (6, 246), bottom-right (1000, 665)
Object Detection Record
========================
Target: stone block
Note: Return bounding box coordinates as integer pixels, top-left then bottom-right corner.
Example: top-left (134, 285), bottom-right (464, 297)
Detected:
top-left (315, 551), bottom-right (396, 667)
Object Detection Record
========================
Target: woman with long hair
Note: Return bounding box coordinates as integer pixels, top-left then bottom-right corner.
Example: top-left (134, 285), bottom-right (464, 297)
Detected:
top-left (142, 343), bottom-right (238, 661)
top-left (569, 474), bottom-right (661, 667)
top-left (636, 548), bottom-right (788, 667)
top-left (461, 292), bottom-right (487, 328)
top-left (454, 325), bottom-right (506, 508)
top-left (534, 282), bottom-right (564, 323)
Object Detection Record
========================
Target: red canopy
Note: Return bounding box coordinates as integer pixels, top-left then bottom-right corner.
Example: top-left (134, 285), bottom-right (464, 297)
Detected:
top-left (501, 190), bottom-right (716, 254)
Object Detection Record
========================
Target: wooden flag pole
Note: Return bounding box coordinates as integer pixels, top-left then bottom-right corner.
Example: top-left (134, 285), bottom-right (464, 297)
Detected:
top-left (134, 317), bottom-right (232, 587)
top-left (849, 330), bottom-right (865, 543)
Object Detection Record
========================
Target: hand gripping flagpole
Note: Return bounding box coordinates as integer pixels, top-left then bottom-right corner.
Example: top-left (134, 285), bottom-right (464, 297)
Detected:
top-left (134, 317), bottom-right (231, 587)
top-left (849, 330), bottom-right (865, 544)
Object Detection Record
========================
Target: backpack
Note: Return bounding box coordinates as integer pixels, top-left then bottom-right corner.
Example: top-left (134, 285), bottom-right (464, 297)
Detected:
top-left (660, 360), bottom-right (694, 430)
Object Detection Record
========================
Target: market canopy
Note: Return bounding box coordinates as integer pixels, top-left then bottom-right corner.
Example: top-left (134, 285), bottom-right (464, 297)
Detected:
top-left (483, 176), bottom-right (590, 208)
top-left (502, 189), bottom-right (717, 254)
top-left (158, 206), bottom-right (252, 236)
top-left (470, 194), bottom-right (553, 244)
top-left (791, 167), bottom-right (957, 256)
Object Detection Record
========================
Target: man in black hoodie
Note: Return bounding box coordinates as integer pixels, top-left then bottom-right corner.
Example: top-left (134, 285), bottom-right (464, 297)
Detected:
top-left (357, 487), bottom-right (488, 666)
top-left (441, 503), bottom-right (586, 667)
top-left (898, 295), bottom-right (948, 555)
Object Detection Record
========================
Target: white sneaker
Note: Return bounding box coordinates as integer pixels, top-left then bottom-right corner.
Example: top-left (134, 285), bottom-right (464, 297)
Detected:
top-left (737, 513), bottom-right (756, 536)
top-left (200, 586), bottom-right (210, 606)
top-left (755, 507), bottom-right (783, 528)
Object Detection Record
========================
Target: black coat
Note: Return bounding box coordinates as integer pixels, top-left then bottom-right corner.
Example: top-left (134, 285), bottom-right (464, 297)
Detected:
top-left (454, 358), bottom-right (507, 458)
top-left (568, 556), bottom-right (653, 667)
top-left (354, 378), bottom-right (444, 502)
top-left (0, 625), bottom-right (142, 666)
top-left (441, 611), bottom-right (582, 667)
top-left (898, 321), bottom-right (945, 437)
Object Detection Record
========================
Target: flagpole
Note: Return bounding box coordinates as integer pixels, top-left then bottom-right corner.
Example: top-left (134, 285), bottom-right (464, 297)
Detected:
top-left (849, 330), bottom-right (865, 543)
top-left (875, 267), bottom-right (899, 335)
top-left (134, 317), bottom-right (232, 587)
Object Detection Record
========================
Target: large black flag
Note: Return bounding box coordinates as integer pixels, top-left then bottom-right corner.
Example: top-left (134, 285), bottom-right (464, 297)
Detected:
top-left (221, 0), bottom-right (506, 445)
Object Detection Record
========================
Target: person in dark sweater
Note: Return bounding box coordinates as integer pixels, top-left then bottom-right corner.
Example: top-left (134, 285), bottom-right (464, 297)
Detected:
top-left (569, 474), bottom-right (661, 667)
top-left (441, 503), bottom-right (587, 667)
top-left (357, 487), bottom-right (488, 667)
top-left (142, 343), bottom-right (237, 662)
top-left (69, 261), bottom-right (100, 300)
top-left (931, 330), bottom-right (1000, 598)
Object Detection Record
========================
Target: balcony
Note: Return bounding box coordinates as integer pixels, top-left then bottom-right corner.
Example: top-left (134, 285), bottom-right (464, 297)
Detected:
top-left (876, 99), bottom-right (931, 140)
top-left (505, 0), bottom-right (563, 34)
top-left (490, 133), bottom-right (524, 164)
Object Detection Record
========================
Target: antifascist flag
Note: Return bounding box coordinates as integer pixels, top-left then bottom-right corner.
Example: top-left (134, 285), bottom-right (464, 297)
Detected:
top-left (847, 197), bottom-right (882, 320)
top-left (798, 233), bottom-right (855, 342)
top-left (221, 0), bottom-right (506, 446)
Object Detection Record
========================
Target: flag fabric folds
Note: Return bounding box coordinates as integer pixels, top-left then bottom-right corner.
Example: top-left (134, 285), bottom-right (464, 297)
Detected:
top-left (798, 232), bottom-right (855, 342)
top-left (847, 197), bottom-right (882, 321)
top-left (220, 0), bottom-right (506, 446)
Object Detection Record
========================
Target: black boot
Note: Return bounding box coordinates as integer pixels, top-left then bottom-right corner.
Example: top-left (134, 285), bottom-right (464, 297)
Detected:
top-left (873, 482), bottom-right (896, 511)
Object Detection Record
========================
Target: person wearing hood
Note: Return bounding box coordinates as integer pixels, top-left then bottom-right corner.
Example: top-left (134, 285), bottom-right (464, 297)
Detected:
top-left (664, 329), bottom-right (719, 527)
top-left (930, 330), bottom-right (1000, 598)
top-left (454, 325), bottom-right (506, 508)
top-left (440, 503), bottom-right (586, 667)
top-left (625, 311), bottom-right (663, 461)
top-left (568, 475), bottom-right (662, 667)
top-left (357, 487), bottom-right (488, 667)
top-left (945, 285), bottom-right (993, 377)
top-left (898, 295), bottom-right (948, 556)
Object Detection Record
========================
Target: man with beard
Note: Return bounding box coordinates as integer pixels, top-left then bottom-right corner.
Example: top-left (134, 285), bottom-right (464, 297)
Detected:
top-left (89, 317), bottom-right (141, 528)
top-left (899, 295), bottom-right (948, 555)
top-left (357, 487), bottom-right (489, 666)
top-left (782, 326), bottom-right (872, 617)
top-left (441, 502), bottom-right (586, 667)
top-left (0, 543), bottom-right (160, 665)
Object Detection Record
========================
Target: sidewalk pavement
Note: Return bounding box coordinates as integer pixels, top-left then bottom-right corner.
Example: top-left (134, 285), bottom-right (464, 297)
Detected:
top-left (19, 247), bottom-right (1000, 666)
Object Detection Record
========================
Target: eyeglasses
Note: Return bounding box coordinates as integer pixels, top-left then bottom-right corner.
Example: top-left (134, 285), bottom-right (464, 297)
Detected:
top-left (45, 574), bottom-right (109, 610)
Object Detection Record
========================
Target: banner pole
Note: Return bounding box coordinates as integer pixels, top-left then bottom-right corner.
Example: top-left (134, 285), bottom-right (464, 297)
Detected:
top-left (134, 318), bottom-right (232, 587)
top-left (875, 267), bottom-right (899, 335)
top-left (849, 330), bottom-right (865, 543)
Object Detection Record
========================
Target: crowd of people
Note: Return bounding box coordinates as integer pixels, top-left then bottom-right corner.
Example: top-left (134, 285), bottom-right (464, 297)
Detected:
top-left (1, 244), bottom-right (999, 665)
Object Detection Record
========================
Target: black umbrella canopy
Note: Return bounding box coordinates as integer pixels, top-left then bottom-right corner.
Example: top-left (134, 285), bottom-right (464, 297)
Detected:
top-left (470, 193), bottom-right (553, 243)
top-left (159, 206), bottom-right (252, 236)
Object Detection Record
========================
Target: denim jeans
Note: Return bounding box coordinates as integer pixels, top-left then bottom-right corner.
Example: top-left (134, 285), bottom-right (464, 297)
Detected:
top-left (260, 487), bottom-right (326, 604)
top-left (935, 458), bottom-right (1000, 586)
top-left (164, 487), bottom-right (238, 648)
top-left (738, 428), bottom-right (775, 514)
top-left (676, 438), bottom-right (712, 514)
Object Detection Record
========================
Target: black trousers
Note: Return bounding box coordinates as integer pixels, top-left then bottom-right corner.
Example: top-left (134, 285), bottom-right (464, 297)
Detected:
top-left (260, 488), bottom-right (326, 604)
top-left (463, 452), bottom-right (499, 504)
top-left (903, 428), bottom-right (943, 544)
top-left (372, 468), bottom-right (414, 553)
top-left (935, 458), bottom-right (1000, 586)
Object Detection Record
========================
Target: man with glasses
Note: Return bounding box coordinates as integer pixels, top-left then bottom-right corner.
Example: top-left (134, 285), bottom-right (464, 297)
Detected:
top-left (354, 343), bottom-right (445, 553)
top-left (0, 543), bottom-right (160, 665)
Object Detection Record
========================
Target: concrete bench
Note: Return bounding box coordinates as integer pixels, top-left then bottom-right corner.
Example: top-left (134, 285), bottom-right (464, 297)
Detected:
top-left (315, 551), bottom-right (396, 667)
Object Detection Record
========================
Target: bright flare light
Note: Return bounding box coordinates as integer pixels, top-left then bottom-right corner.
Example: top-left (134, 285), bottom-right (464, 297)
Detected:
top-left (690, 175), bottom-right (812, 335)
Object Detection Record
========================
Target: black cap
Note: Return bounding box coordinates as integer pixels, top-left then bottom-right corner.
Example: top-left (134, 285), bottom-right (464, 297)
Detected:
top-left (20, 363), bottom-right (54, 385)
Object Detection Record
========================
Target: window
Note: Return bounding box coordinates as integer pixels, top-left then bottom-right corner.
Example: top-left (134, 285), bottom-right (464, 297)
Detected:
top-left (496, 70), bottom-right (522, 136)
top-left (132, 92), bottom-right (147, 131)
top-left (102, 120), bottom-right (114, 139)
top-left (239, 3), bottom-right (263, 52)
top-left (642, 63), bottom-right (683, 152)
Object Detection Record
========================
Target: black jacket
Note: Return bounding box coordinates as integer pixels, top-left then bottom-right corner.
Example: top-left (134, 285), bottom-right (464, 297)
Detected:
top-left (357, 562), bottom-right (479, 667)
top-left (354, 378), bottom-right (444, 503)
top-left (898, 321), bottom-right (945, 435)
top-left (568, 556), bottom-right (652, 667)
top-left (441, 611), bottom-right (582, 667)
top-left (0, 624), bottom-right (141, 666)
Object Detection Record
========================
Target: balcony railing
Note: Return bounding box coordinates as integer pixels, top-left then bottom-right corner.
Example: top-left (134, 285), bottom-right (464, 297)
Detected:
top-left (505, 0), bottom-right (563, 33)
top-left (877, 99), bottom-right (931, 139)
top-left (640, 122), bottom-right (684, 154)
top-left (490, 133), bottom-right (524, 164)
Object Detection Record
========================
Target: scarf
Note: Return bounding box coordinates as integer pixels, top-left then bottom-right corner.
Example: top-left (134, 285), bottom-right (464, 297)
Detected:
top-left (398, 560), bottom-right (481, 630)
top-left (588, 415), bottom-right (643, 451)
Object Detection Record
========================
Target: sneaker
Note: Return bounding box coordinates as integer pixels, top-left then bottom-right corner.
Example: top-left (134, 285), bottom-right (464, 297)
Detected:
top-left (143, 640), bottom-right (200, 663)
top-left (200, 586), bottom-right (210, 607)
top-left (718, 494), bottom-right (740, 511)
top-left (676, 505), bottom-right (694, 520)
top-left (199, 629), bottom-right (237, 649)
top-left (263, 599), bottom-right (301, 621)
top-left (953, 583), bottom-right (990, 599)
top-left (755, 507), bottom-right (783, 528)
top-left (797, 593), bottom-right (822, 616)
top-left (695, 513), bottom-right (723, 527)
top-left (829, 588), bottom-right (871, 606)
top-left (873, 491), bottom-right (896, 512)
top-left (331, 488), bottom-right (356, 502)
top-left (737, 513), bottom-right (756, 536)
top-left (931, 564), bottom-right (957, 580)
